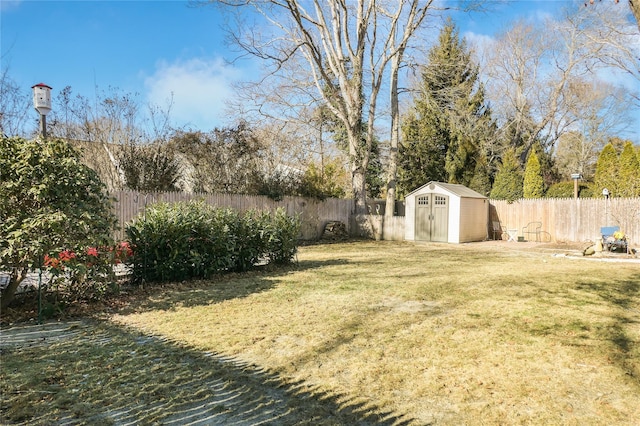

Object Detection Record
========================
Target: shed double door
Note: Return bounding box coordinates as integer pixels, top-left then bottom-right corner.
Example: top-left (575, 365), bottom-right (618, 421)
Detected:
top-left (415, 194), bottom-right (449, 242)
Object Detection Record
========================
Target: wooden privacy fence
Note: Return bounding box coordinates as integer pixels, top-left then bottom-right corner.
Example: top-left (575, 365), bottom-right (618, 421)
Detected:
top-left (110, 191), bottom-right (640, 245)
top-left (378, 197), bottom-right (640, 244)
top-left (491, 198), bottom-right (640, 244)
top-left (110, 190), bottom-right (354, 241)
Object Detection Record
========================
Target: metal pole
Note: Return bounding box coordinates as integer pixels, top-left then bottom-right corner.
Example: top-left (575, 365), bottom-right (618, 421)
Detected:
top-left (40, 114), bottom-right (47, 139)
top-left (37, 253), bottom-right (43, 324)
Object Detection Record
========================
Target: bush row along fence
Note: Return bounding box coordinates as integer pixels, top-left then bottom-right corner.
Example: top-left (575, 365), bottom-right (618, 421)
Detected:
top-left (110, 190), bottom-right (354, 241)
top-left (111, 191), bottom-right (640, 245)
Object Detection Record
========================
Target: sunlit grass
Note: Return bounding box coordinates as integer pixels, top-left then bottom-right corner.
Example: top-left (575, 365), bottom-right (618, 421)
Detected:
top-left (3, 241), bottom-right (639, 424)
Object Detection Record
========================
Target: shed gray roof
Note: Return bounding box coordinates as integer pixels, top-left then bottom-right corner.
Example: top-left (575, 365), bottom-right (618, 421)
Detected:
top-left (406, 181), bottom-right (488, 199)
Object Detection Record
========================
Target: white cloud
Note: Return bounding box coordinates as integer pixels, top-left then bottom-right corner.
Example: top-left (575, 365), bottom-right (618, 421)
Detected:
top-left (144, 57), bottom-right (242, 131)
top-left (464, 31), bottom-right (495, 54)
top-left (463, 31), bottom-right (496, 71)
top-left (0, 0), bottom-right (22, 12)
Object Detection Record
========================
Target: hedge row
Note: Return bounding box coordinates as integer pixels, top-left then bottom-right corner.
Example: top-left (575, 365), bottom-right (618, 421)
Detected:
top-left (125, 201), bottom-right (300, 283)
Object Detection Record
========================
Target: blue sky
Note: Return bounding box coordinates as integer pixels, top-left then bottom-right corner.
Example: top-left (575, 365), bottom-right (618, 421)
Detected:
top-left (1, 0), bottom-right (637, 136)
top-left (2, 0), bottom-right (243, 130)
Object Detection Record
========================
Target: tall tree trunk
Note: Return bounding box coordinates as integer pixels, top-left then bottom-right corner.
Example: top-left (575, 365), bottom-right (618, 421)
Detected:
top-left (385, 52), bottom-right (403, 220)
top-left (348, 119), bottom-right (368, 215)
top-left (352, 164), bottom-right (368, 215)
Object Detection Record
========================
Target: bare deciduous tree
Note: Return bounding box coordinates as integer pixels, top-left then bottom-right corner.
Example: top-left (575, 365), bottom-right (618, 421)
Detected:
top-left (379, 0), bottom-right (438, 220)
top-left (47, 86), bottom-right (147, 190)
top-left (555, 79), bottom-right (634, 180)
top-left (207, 0), bottom-right (445, 217)
top-left (0, 68), bottom-right (31, 137)
top-left (483, 4), bottom-right (639, 161)
top-left (586, 0), bottom-right (640, 30)
top-left (45, 85), bottom-right (183, 191)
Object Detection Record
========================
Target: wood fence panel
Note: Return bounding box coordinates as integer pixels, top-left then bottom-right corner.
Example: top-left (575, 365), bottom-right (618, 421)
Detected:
top-left (110, 190), bottom-right (354, 241)
top-left (382, 216), bottom-right (405, 241)
top-left (491, 198), bottom-right (640, 244)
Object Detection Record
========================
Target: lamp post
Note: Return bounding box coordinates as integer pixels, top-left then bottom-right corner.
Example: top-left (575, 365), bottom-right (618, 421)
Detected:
top-left (571, 173), bottom-right (582, 199)
top-left (31, 83), bottom-right (52, 139)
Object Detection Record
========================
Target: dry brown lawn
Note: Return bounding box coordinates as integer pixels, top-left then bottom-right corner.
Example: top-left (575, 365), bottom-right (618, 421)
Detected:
top-left (2, 241), bottom-right (639, 425)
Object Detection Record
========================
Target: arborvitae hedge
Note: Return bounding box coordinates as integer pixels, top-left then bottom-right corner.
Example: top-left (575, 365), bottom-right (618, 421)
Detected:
top-left (523, 149), bottom-right (545, 198)
top-left (594, 143), bottom-right (619, 197)
top-left (490, 148), bottom-right (523, 202)
top-left (618, 142), bottom-right (640, 197)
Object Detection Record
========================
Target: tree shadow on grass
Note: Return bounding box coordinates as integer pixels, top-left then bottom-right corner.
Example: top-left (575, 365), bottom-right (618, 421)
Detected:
top-left (574, 273), bottom-right (640, 384)
top-left (576, 275), bottom-right (640, 310)
top-left (115, 258), bottom-right (351, 313)
top-left (1, 319), bottom-right (416, 425)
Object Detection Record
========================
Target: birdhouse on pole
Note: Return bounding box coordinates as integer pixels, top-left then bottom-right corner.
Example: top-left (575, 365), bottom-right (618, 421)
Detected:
top-left (32, 83), bottom-right (52, 116)
top-left (32, 83), bottom-right (52, 139)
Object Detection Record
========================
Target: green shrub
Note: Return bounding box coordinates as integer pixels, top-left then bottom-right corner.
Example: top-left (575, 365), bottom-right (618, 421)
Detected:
top-left (618, 141), bottom-right (640, 197)
top-left (490, 148), bottom-right (523, 202)
top-left (44, 242), bottom-right (132, 304)
top-left (227, 209), bottom-right (268, 272)
top-left (545, 182), bottom-right (573, 198)
top-left (0, 137), bottom-right (117, 309)
top-left (127, 202), bottom-right (228, 282)
top-left (125, 202), bottom-right (300, 283)
top-left (579, 184), bottom-right (595, 198)
top-left (594, 143), bottom-right (619, 197)
top-left (545, 182), bottom-right (592, 198)
top-left (265, 208), bottom-right (301, 265)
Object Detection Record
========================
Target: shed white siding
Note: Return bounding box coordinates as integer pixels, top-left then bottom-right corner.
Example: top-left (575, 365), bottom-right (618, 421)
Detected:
top-left (446, 191), bottom-right (462, 242)
top-left (459, 197), bottom-right (489, 242)
top-left (404, 181), bottom-right (488, 243)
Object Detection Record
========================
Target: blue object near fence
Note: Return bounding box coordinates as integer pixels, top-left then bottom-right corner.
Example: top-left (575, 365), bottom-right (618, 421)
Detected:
top-left (601, 226), bottom-right (627, 252)
top-left (601, 226), bottom-right (620, 238)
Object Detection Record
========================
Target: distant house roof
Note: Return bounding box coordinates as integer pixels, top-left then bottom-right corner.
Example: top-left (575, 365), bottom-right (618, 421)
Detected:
top-left (406, 181), bottom-right (487, 199)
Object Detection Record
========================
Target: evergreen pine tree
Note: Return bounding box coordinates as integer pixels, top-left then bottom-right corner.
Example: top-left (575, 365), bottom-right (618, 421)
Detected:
top-left (618, 141), bottom-right (640, 197)
top-left (468, 154), bottom-right (492, 196)
top-left (398, 110), bottom-right (447, 196)
top-left (594, 143), bottom-right (619, 197)
top-left (399, 20), bottom-right (495, 194)
top-left (490, 148), bottom-right (523, 202)
top-left (523, 148), bottom-right (545, 198)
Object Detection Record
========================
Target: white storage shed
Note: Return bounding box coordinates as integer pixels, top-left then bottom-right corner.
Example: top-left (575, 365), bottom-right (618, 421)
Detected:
top-left (404, 181), bottom-right (489, 243)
